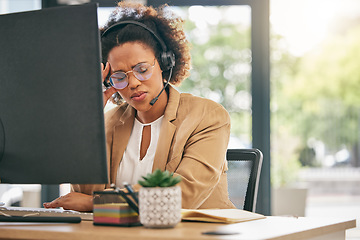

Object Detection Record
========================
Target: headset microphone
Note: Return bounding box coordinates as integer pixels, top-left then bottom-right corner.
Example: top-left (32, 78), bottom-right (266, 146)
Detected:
top-left (150, 67), bottom-right (173, 106)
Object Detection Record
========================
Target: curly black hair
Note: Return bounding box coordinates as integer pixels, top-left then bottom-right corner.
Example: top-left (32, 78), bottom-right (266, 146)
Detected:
top-left (100, 2), bottom-right (191, 87)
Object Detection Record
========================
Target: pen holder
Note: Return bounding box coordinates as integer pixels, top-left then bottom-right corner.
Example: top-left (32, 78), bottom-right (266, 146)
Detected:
top-left (93, 191), bottom-right (140, 227)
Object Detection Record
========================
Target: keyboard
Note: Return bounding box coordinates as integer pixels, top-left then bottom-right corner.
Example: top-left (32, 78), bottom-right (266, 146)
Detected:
top-left (0, 206), bottom-right (93, 221)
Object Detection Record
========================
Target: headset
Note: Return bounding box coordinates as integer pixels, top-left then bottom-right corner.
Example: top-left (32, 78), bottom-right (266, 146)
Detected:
top-left (101, 20), bottom-right (175, 105)
top-left (101, 20), bottom-right (175, 71)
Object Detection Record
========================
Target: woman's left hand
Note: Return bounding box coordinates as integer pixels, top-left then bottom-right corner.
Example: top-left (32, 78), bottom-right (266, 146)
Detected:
top-left (43, 192), bottom-right (93, 212)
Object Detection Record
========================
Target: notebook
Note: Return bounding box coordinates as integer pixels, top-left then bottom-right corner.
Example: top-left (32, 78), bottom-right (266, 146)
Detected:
top-left (181, 208), bottom-right (266, 224)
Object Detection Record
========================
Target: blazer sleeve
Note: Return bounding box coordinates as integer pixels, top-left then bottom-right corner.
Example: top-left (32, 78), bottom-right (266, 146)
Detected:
top-left (172, 103), bottom-right (231, 209)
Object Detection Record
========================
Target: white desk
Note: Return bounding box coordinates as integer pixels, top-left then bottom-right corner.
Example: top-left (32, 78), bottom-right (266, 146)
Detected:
top-left (0, 216), bottom-right (356, 240)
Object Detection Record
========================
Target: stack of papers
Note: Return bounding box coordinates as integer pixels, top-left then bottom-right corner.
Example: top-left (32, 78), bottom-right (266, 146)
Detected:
top-left (181, 208), bottom-right (266, 224)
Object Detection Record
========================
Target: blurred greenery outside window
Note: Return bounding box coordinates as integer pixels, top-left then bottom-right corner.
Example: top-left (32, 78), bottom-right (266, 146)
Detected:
top-left (270, 0), bottom-right (360, 188)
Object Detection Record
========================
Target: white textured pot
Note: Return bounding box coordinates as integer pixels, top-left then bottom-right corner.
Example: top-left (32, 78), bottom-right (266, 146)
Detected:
top-left (139, 185), bottom-right (181, 228)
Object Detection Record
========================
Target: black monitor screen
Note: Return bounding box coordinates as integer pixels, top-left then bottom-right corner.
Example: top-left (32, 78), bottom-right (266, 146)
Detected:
top-left (0, 3), bottom-right (108, 184)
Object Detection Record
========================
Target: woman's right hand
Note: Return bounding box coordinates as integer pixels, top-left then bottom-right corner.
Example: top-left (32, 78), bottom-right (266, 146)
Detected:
top-left (101, 62), bottom-right (117, 108)
top-left (43, 192), bottom-right (93, 212)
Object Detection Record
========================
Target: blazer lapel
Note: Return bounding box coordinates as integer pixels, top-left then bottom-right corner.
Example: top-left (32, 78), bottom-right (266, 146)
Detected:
top-left (110, 105), bottom-right (135, 184)
top-left (152, 86), bottom-right (180, 172)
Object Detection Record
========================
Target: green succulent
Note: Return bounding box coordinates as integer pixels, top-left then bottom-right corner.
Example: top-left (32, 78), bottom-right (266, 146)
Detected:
top-left (138, 169), bottom-right (181, 187)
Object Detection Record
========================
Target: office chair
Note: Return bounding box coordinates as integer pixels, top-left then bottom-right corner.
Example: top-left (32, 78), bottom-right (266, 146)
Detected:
top-left (226, 148), bottom-right (263, 212)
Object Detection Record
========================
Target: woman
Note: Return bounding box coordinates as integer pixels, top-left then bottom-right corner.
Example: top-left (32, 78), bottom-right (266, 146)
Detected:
top-left (44, 2), bottom-right (235, 211)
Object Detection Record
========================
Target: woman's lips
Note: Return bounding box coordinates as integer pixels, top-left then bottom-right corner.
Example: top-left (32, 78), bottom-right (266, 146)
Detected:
top-left (131, 92), bottom-right (147, 102)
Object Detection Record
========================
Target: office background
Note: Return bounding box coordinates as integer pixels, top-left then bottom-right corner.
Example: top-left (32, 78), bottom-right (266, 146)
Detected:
top-left (1, 1), bottom-right (359, 237)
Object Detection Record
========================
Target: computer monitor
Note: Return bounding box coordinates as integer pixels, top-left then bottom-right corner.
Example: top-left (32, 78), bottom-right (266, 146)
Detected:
top-left (0, 3), bottom-right (108, 184)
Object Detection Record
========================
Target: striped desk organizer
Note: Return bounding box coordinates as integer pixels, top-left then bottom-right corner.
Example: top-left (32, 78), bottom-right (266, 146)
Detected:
top-left (93, 191), bottom-right (140, 226)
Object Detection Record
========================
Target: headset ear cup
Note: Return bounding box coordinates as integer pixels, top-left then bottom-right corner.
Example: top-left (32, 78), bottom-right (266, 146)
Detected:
top-left (161, 51), bottom-right (175, 71)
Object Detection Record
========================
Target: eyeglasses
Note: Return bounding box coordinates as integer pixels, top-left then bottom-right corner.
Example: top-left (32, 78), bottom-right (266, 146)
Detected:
top-left (108, 59), bottom-right (156, 90)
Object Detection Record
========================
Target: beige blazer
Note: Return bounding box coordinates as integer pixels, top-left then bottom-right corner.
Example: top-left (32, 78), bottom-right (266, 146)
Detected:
top-left (73, 85), bottom-right (235, 209)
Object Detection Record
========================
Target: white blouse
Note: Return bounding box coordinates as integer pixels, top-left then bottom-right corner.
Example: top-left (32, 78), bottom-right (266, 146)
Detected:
top-left (115, 115), bottom-right (164, 188)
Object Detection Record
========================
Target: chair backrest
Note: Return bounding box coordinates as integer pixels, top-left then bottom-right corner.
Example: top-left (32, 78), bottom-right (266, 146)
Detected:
top-left (226, 148), bottom-right (263, 212)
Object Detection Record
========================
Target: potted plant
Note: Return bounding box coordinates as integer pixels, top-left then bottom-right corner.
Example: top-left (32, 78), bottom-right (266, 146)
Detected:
top-left (138, 169), bottom-right (182, 228)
